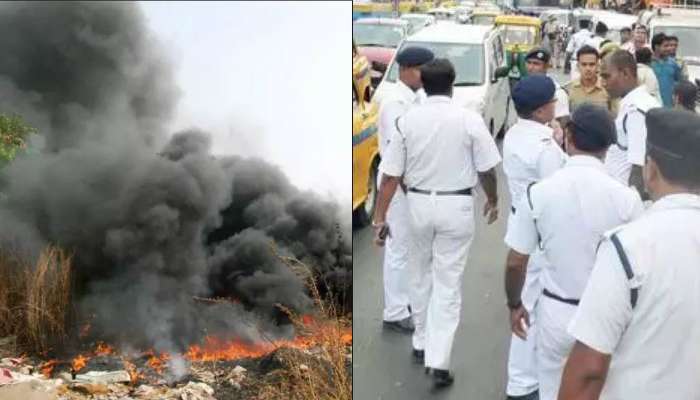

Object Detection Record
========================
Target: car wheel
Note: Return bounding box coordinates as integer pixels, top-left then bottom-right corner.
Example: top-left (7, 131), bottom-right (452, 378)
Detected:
top-left (352, 159), bottom-right (378, 229)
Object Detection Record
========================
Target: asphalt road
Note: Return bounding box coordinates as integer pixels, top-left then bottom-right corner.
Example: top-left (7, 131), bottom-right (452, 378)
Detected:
top-left (352, 69), bottom-right (567, 400)
top-left (352, 162), bottom-right (513, 400)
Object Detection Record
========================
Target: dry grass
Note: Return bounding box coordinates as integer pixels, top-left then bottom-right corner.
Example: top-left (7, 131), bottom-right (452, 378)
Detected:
top-left (254, 248), bottom-right (352, 400)
top-left (0, 245), bottom-right (73, 353)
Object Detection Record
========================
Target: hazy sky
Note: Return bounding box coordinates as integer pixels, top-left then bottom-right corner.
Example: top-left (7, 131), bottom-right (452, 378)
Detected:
top-left (139, 1), bottom-right (350, 206)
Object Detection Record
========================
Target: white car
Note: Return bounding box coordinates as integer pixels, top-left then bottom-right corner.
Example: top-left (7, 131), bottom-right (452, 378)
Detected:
top-left (427, 7), bottom-right (456, 21)
top-left (589, 10), bottom-right (636, 44)
top-left (649, 10), bottom-right (700, 87)
top-left (375, 23), bottom-right (514, 137)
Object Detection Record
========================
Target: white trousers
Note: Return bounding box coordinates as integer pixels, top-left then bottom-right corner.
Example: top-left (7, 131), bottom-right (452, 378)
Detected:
top-left (570, 60), bottom-right (580, 82)
top-left (506, 220), bottom-right (545, 396)
top-left (536, 295), bottom-right (578, 400)
top-left (382, 181), bottom-right (411, 322)
top-left (406, 191), bottom-right (475, 370)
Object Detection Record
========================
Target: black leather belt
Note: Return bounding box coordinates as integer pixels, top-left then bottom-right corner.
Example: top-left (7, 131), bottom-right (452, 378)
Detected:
top-left (407, 187), bottom-right (472, 196)
top-left (543, 288), bottom-right (580, 306)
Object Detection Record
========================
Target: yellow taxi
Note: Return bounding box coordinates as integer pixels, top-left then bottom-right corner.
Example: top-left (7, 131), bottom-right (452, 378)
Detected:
top-left (352, 42), bottom-right (380, 227)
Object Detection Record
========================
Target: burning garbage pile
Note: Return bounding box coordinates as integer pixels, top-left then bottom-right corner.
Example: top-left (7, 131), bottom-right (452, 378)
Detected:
top-left (0, 2), bottom-right (351, 399)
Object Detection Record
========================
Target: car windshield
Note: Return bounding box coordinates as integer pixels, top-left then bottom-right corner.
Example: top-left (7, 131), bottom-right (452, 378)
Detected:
top-left (353, 23), bottom-right (405, 48)
top-left (653, 25), bottom-right (700, 58)
top-left (503, 26), bottom-right (536, 45)
top-left (385, 42), bottom-right (484, 85)
top-left (472, 15), bottom-right (496, 25)
top-left (401, 16), bottom-right (428, 31)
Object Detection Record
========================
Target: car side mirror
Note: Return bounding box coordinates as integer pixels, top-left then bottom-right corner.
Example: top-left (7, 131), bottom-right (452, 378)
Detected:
top-left (493, 65), bottom-right (510, 82)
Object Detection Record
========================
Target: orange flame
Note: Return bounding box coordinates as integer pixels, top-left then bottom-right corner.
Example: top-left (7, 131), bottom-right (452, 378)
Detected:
top-left (146, 351), bottom-right (170, 374)
top-left (185, 321), bottom-right (352, 362)
top-left (40, 359), bottom-right (58, 378)
top-left (95, 342), bottom-right (114, 356)
top-left (122, 359), bottom-right (143, 385)
top-left (71, 354), bottom-right (88, 373)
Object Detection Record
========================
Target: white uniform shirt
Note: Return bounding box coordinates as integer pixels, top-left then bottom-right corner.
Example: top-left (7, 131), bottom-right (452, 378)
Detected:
top-left (566, 28), bottom-right (592, 57)
top-left (605, 86), bottom-right (660, 185)
top-left (569, 193), bottom-right (700, 399)
top-left (553, 79), bottom-right (570, 119)
top-left (377, 81), bottom-right (426, 159)
top-left (502, 118), bottom-right (567, 207)
top-left (505, 155), bottom-right (643, 299)
top-left (584, 35), bottom-right (605, 51)
top-left (380, 95), bottom-right (501, 190)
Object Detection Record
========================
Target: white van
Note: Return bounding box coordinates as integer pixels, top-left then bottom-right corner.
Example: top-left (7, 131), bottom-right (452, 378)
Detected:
top-left (589, 10), bottom-right (636, 44)
top-left (375, 23), bottom-right (514, 137)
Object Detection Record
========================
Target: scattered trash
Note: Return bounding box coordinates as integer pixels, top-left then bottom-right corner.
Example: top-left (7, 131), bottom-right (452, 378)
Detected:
top-left (74, 370), bottom-right (131, 384)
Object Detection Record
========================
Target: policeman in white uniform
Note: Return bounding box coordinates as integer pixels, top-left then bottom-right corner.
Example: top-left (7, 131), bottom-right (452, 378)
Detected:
top-left (503, 104), bottom-right (644, 400)
top-left (560, 108), bottom-right (700, 399)
top-left (376, 46), bottom-right (435, 333)
top-left (584, 21), bottom-right (608, 51)
top-left (523, 47), bottom-right (570, 145)
top-left (524, 48), bottom-right (570, 122)
top-left (373, 58), bottom-right (501, 389)
top-left (502, 75), bottom-right (567, 400)
top-left (566, 19), bottom-right (593, 81)
top-left (600, 50), bottom-right (660, 197)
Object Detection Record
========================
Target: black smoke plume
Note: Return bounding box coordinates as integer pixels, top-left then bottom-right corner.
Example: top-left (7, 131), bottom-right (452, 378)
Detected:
top-left (0, 1), bottom-right (350, 354)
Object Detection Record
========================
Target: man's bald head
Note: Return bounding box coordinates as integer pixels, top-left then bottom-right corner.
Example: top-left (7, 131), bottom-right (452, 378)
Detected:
top-left (601, 50), bottom-right (638, 99)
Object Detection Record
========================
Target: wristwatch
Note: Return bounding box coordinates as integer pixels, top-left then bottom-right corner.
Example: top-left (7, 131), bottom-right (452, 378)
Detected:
top-left (506, 299), bottom-right (522, 310)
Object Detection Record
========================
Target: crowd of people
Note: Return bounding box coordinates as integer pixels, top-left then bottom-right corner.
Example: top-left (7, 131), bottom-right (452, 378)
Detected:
top-left (563, 19), bottom-right (696, 112)
top-left (366, 12), bottom-right (700, 400)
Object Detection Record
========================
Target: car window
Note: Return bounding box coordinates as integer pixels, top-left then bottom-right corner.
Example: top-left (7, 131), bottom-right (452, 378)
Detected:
top-left (503, 25), bottom-right (536, 45)
top-left (353, 23), bottom-right (406, 48)
top-left (386, 42), bottom-right (484, 85)
top-left (653, 25), bottom-right (700, 58)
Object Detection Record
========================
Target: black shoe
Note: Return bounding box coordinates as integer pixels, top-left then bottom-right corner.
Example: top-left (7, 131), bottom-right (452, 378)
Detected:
top-left (432, 369), bottom-right (454, 388)
top-left (507, 390), bottom-right (539, 400)
top-left (412, 348), bottom-right (424, 363)
top-left (383, 316), bottom-right (415, 333)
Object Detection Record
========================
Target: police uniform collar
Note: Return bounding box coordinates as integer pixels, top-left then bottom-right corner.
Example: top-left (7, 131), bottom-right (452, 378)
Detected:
top-left (621, 86), bottom-right (648, 105)
top-left (650, 193), bottom-right (700, 212)
top-left (425, 95), bottom-right (452, 104)
top-left (516, 117), bottom-right (554, 137)
top-left (565, 154), bottom-right (605, 170)
top-left (396, 80), bottom-right (418, 102)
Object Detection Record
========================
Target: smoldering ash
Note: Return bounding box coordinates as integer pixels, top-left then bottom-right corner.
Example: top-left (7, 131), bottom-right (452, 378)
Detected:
top-left (0, 2), bottom-right (350, 353)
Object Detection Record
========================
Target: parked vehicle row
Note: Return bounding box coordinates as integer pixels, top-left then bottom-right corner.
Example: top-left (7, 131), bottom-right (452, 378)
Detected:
top-left (374, 23), bottom-right (515, 138)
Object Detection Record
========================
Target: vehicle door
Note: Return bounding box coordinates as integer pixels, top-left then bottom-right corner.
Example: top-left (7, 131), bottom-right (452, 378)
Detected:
top-left (486, 32), bottom-right (510, 135)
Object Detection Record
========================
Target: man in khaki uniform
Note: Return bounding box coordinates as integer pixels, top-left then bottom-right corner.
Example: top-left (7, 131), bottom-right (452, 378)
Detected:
top-left (565, 45), bottom-right (612, 114)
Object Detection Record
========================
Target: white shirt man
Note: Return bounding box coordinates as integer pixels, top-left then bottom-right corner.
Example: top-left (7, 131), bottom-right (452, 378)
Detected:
top-left (604, 85), bottom-right (659, 185)
top-left (502, 75), bottom-right (567, 400)
top-left (505, 104), bottom-right (643, 400)
top-left (561, 108), bottom-right (700, 400)
top-left (375, 58), bottom-right (501, 388)
top-left (567, 26), bottom-right (593, 80)
top-left (377, 77), bottom-right (426, 330)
